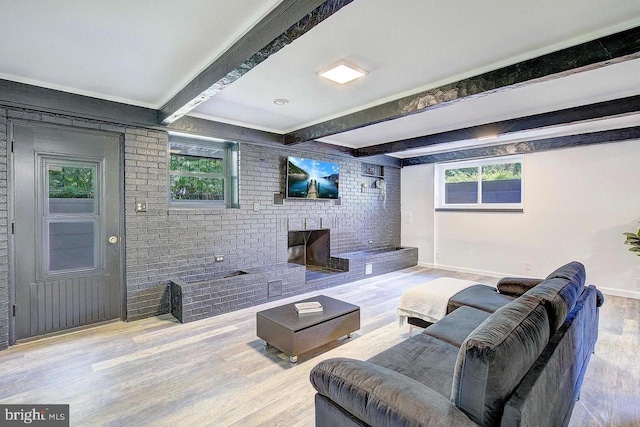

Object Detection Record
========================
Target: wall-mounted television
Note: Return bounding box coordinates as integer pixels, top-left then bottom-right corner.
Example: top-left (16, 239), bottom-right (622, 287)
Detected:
top-left (286, 157), bottom-right (339, 200)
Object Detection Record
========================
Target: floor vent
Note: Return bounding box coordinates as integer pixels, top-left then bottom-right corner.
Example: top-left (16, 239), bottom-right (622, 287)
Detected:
top-left (268, 280), bottom-right (283, 298)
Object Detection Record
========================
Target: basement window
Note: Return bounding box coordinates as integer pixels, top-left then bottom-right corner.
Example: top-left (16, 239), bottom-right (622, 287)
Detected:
top-left (168, 134), bottom-right (239, 208)
top-left (435, 155), bottom-right (523, 212)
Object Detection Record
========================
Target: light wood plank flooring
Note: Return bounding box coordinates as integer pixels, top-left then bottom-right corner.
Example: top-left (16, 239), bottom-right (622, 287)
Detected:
top-left (0, 266), bottom-right (637, 426)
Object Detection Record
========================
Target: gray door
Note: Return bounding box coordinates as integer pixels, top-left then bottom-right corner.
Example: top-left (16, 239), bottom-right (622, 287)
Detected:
top-left (12, 122), bottom-right (122, 340)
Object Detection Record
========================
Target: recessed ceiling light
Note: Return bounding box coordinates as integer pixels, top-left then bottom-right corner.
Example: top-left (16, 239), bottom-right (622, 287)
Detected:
top-left (273, 98), bottom-right (289, 105)
top-left (319, 61), bottom-right (368, 85)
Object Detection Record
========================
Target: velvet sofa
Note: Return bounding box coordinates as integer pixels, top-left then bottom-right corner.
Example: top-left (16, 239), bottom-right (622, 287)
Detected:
top-left (310, 261), bottom-right (603, 426)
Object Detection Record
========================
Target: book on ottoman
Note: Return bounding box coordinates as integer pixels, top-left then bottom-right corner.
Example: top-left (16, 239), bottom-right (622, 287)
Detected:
top-left (295, 301), bottom-right (323, 314)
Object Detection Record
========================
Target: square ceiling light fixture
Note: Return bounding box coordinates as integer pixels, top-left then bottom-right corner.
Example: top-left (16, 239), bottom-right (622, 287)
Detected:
top-left (319, 61), bottom-right (368, 84)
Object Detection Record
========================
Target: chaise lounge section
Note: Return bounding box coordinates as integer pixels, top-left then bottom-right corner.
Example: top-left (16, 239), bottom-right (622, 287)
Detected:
top-left (310, 261), bottom-right (603, 426)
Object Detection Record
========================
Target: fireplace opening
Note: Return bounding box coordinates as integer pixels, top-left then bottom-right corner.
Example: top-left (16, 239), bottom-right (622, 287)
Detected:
top-left (288, 229), bottom-right (330, 269)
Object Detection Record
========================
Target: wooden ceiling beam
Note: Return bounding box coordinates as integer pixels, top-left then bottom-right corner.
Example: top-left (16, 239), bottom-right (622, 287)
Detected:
top-left (401, 126), bottom-right (640, 166)
top-left (354, 94), bottom-right (640, 157)
top-left (285, 26), bottom-right (640, 145)
top-left (158, 0), bottom-right (355, 125)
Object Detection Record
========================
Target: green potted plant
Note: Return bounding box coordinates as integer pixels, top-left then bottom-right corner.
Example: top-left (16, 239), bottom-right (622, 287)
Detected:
top-left (623, 226), bottom-right (640, 256)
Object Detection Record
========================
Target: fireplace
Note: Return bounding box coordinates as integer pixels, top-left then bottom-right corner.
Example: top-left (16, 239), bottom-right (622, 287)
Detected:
top-left (288, 229), bottom-right (330, 269)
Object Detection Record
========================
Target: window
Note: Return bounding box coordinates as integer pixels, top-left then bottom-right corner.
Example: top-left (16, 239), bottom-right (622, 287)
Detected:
top-left (435, 155), bottom-right (523, 211)
top-left (44, 160), bottom-right (101, 274)
top-left (168, 134), bottom-right (239, 208)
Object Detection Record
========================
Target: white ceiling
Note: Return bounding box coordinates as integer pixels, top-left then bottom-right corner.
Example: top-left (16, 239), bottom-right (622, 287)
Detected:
top-left (190, 0), bottom-right (640, 134)
top-left (0, 0), bottom-right (639, 156)
top-left (0, 0), bottom-right (283, 107)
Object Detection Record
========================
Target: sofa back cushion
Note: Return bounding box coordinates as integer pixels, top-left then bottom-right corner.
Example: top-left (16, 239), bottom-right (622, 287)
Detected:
top-left (451, 295), bottom-right (550, 427)
top-left (545, 261), bottom-right (586, 287)
top-left (501, 286), bottom-right (599, 427)
top-left (525, 277), bottom-right (581, 331)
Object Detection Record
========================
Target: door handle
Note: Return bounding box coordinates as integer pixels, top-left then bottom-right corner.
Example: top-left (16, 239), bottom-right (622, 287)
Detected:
top-left (108, 236), bottom-right (118, 244)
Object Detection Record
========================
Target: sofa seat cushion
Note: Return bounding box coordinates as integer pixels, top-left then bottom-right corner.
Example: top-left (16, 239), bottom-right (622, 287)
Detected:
top-left (452, 295), bottom-right (551, 426)
top-left (447, 284), bottom-right (514, 314)
top-left (311, 358), bottom-right (477, 427)
top-left (367, 333), bottom-right (459, 398)
top-left (423, 306), bottom-right (491, 347)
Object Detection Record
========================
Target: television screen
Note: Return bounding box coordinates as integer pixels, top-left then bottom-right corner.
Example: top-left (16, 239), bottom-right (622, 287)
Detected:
top-left (286, 157), bottom-right (339, 199)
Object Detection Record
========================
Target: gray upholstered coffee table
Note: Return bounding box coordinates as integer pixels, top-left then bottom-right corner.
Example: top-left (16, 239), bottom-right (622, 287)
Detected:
top-left (256, 295), bottom-right (360, 363)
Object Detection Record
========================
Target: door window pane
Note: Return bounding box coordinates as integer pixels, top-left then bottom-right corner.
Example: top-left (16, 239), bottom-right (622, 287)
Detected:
top-left (48, 221), bottom-right (95, 272)
top-left (445, 167), bottom-right (478, 204)
top-left (48, 165), bottom-right (95, 214)
top-left (481, 163), bottom-right (522, 203)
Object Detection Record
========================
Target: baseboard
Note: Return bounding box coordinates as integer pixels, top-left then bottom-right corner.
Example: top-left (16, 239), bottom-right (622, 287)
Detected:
top-left (598, 287), bottom-right (640, 300)
top-left (428, 263), bottom-right (516, 279)
top-left (418, 264), bottom-right (640, 300)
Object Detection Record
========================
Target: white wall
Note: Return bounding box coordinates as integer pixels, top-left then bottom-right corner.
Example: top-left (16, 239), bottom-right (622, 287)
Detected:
top-left (401, 139), bottom-right (640, 298)
top-left (401, 163), bottom-right (435, 265)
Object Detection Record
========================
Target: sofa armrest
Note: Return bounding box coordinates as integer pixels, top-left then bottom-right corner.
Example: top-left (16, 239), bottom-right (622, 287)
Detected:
top-left (595, 288), bottom-right (605, 307)
top-left (497, 277), bottom-right (544, 297)
top-left (310, 357), bottom-right (476, 427)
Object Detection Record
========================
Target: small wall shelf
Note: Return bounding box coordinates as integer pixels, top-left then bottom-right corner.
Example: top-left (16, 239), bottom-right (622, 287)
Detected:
top-left (361, 163), bottom-right (384, 192)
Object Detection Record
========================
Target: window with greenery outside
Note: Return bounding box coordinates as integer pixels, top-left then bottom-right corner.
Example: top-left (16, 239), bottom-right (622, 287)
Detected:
top-left (437, 155), bottom-right (523, 209)
top-left (444, 167), bottom-right (478, 204)
top-left (170, 154), bottom-right (224, 201)
top-left (168, 135), bottom-right (239, 208)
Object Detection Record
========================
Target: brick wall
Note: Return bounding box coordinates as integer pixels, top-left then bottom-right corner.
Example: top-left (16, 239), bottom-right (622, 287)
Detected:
top-left (123, 128), bottom-right (173, 320)
top-left (0, 107), bottom-right (401, 345)
top-left (0, 109), bottom-right (7, 350)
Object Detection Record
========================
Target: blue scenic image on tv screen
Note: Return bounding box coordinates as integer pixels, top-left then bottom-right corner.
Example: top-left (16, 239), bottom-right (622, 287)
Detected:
top-left (287, 157), bottom-right (339, 199)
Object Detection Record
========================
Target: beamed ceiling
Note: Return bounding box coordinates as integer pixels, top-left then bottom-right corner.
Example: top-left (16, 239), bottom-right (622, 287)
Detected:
top-left (0, 0), bottom-right (639, 165)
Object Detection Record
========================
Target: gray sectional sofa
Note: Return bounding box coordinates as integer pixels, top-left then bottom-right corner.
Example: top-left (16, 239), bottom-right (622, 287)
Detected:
top-left (310, 261), bottom-right (603, 427)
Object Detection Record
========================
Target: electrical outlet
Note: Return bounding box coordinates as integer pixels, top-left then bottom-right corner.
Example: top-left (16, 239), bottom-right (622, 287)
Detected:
top-left (214, 256), bottom-right (224, 263)
top-left (524, 262), bottom-right (531, 271)
top-left (435, 252), bottom-right (440, 260)
top-left (365, 263), bottom-right (373, 275)
top-left (635, 278), bottom-right (640, 289)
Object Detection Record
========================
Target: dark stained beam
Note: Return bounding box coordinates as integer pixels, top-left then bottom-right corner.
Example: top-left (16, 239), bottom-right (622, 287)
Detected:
top-left (358, 154), bottom-right (401, 168)
top-left (158, 0), bottom-right (355, 124)
top-left (0, 78), bottom-right (288, 146)
top-left (167, 116), bottom-right (400, 164)
top-left (285, 26), bottom-right (640, 144)
top-left (167, 116), bottom-right (284, 145)
top-left (0, 79), bottom-right (158, 128)
top-left (401, 126), bottom-right (640, 166)
top-left (354, 94), bottom-right (640, 157)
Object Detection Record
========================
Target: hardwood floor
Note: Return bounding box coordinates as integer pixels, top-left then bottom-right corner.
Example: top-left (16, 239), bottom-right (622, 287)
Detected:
top-left (0, 266), bottom-right (637, 426)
